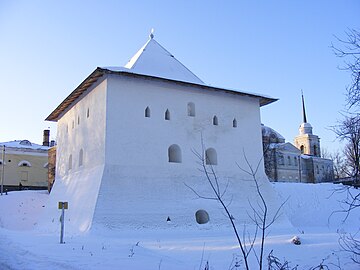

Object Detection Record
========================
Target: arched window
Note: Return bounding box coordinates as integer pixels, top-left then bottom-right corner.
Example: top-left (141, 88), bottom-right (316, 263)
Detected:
top-left (18, 160), bottom-right (31, 167)
top-left (187, 102), bottom-right (195, 117)
top-left (300, 145), bottom-right (304, 154)
top-left (316, 165), bottom-right (319, 174)
top-left (145, 106), bottom-right (151, 118)
top-left (87, 108), bottom-right (90, 118)
top-left (72, 120), bottom-right (75, 129)
top-left (294, 157), bottom-right (297, 166)
top-left (79, 149), bottom-right (84, 167)
top-left (68, 154), bottom-right (72, 170)
top-left (165, 109), bottom-right (170, 120)
top-left (205, 148), bottom-right (217, 165)
top-left (78, 116), bottom-right (80, 125)
top-left (213, 116), bottom-right (218, 126)
top-left (20, 140), bottom-right (32, 146)
top-left (287, 156), bottom-right (291, 165)
top-left (313, 145), bottom-right (317, 156)
top-left (233, 118), bottom-right (237, 128)
top-left (168, 144), bottom-right (182, 163)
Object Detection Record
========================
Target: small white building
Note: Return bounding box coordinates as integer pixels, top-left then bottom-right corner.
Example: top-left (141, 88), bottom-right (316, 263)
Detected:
top-left (42, 34), bottom-right (285, 233)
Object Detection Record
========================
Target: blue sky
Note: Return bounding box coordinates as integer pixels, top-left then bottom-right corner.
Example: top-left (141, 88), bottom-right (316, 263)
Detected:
top-left (0, 1), bottom-right (359, 153)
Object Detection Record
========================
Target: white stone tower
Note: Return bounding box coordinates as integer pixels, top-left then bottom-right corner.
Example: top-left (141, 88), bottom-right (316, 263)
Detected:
top-left (40, 34), bottom-right (287, 234)
top-left (294, 93), bottom-right (321, 157)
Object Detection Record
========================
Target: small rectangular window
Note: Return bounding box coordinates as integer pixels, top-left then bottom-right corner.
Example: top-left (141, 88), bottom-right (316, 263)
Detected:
top-left (187, 102), bottom-right (195, 117)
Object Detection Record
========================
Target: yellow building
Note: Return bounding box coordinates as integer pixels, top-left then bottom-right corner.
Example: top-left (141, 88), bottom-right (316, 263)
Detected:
top-left (0, 140), bottom-right (49, 189)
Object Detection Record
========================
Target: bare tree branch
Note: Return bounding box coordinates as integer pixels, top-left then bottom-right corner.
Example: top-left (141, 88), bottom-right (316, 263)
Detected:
top-left (186, 137), bottom-right (289, 270)
top-left (331, 29), bottom-right (360, 109)
top-left (339, 232), bottom-right (360, 264)
top-left (331, 114), bottom-right (360, 183)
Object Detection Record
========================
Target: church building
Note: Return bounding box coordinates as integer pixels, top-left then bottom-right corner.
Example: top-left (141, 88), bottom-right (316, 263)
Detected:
top-left (42, 33), bottom-right (286, 233)
top-left (262, 94), bottom-right (334, 183)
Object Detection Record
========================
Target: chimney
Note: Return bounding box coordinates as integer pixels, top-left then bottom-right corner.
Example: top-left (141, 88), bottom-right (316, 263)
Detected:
top-left (43, 129), bottom-right (50, 146)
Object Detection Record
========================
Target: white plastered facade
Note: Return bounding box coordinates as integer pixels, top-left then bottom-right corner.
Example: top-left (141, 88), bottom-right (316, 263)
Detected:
top-left (40, 37), bottom-right (287, 234)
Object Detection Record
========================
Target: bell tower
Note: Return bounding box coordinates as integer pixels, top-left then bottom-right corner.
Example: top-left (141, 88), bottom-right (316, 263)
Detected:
top-left (294, 92), bottom-right (321, 157)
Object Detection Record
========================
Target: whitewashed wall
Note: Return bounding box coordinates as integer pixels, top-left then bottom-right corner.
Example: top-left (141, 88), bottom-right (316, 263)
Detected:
top-left (104, 74), bottom-right (264, 169)
top-left (41, 73), bottom-right (288, 234)
top-left (56, 79), bottom-right (108, 177)
top-left (92, 75), bottom-right (285, 231)
top-left (39, 79), bottom-right (108, 233)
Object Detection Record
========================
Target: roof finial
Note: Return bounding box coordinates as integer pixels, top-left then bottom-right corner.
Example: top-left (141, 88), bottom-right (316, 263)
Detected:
top-left (301, 90), bottom-right (307, 123)
top-left (149, 28), bottom-right (154, 39)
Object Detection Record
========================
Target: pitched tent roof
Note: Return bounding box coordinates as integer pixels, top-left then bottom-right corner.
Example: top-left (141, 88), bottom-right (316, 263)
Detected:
top-left (46, 36), bottom-right (277, 122)
top-left (124, 35), bottom-right (204, 84)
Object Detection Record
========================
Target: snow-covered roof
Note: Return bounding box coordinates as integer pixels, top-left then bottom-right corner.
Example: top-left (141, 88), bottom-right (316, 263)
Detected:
top-left (0, 140), bottom-right (49, 151)
top-left (267, 142), bottom-right (285, 149)
top-left (300, 154), bottom-right (312, 159)
top-left (103, 66), bottom-right (276, 101)
top-left (123, 35), bottom-right (204, 85)
top-left (262, 124), bottom-right (285, 142)
top-left (46, 35), bottom-right (277, 122)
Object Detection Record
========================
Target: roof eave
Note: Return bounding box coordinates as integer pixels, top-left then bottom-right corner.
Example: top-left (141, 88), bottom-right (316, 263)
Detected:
top-left (103, 69), bottom-right (278, 106)
top-left (46, 67), bottom-right (277, 122)
top-left (45, 68), bottom-right (105, 122)
top-left (259, 97), bottom-right (278, 107)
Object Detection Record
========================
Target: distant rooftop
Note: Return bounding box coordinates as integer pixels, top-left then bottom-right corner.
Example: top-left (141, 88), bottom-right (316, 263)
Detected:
top-left (0, 140), bottom-right (49, 151)
top-left (262, 124), bottom-right (285, 142)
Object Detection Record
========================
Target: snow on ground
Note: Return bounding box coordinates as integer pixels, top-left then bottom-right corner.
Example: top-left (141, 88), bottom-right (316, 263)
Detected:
top-left (0, 190), bottom-right (48, 230)
top-left (0, 183), bottom-right (359, 269)
top-left (274, 182), bottom-right (360, 231)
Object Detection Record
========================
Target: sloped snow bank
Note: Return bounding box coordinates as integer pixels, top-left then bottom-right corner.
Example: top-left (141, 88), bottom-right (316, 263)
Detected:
top-left (273, 182), bottom-right (360, 231)
top-left (0, 182), bottom-right (359, 269)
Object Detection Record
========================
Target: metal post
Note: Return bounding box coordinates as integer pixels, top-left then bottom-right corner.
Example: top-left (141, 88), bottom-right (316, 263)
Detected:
top-left (1, 145), bottom-right (5, 195)
top-left (60, 204), bottom-right (65, 244)
top-left (298, 155), bottom-right (301, 183)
